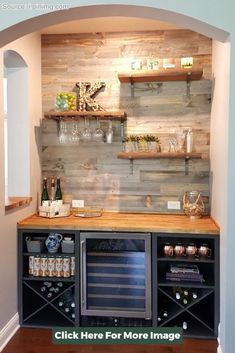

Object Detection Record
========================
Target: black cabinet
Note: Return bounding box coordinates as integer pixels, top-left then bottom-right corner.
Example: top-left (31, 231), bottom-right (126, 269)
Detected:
top-left (18, 229), bottom-right (79, 327)
top-left (152, 233), bottom-right (219, 338)
top-left (18, 229), bottom-right (219, 337)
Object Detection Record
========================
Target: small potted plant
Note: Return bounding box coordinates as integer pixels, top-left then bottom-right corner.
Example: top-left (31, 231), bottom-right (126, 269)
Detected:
top-left (145, 135), bottom-right (161, 151)
top-left (130, 135), bottom-right (139, 151)
top-left (138, 135), bottom-right (148, 151)
top-left (122, 137), bottom-right (132, 152)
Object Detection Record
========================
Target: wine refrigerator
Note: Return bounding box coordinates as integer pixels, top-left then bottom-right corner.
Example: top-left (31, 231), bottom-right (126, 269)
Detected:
top-left (80, 232), bottom-right (151, 320)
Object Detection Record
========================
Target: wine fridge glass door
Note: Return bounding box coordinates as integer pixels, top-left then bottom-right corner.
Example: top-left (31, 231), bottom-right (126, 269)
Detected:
top-left (80, 232), bottom-right (151, 319)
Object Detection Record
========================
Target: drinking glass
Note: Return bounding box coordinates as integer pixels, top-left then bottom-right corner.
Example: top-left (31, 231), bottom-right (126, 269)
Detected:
top-left (93, 118), bottom-right (104, 142)
top-left (82, 118), bottom-right (92, 141)
top-left (58, 120), bottom-right (68, 144)
top-left (70, 118), bottom-right (81, 144)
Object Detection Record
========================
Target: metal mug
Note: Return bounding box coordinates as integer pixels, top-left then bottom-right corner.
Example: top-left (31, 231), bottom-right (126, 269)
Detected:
top-left (174, 243), bottom-right (186, 257)
top-left (186, 243), bottom-right (197, 257)
top-left (163, 243), bottom-right (174, 257)
top-left (198, 243), bottom-right (212, 258)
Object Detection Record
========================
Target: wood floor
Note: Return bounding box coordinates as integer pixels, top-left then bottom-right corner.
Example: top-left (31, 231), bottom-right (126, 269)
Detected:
top-left (2, 328), bottom-right (218, 353)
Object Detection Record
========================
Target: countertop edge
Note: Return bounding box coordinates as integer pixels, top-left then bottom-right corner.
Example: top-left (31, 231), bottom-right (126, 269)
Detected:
top-left (17, 213), bottom-right (220, 235)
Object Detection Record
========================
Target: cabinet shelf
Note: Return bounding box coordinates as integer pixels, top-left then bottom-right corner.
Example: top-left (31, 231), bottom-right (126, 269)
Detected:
top-left (117, 151), bottom-right (202, 160)
top-left (118, 69), bottom-right (203, 84)
top-left (157, 257), bottom-right (215, 263)
top-left (23, 276), bottom-right (75, 282)
top-left (44, 110), bottom-right (127, 122)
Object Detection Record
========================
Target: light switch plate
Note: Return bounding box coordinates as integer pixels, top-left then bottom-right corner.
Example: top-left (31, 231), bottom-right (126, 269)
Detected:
top-left (167, 201), bottom-right (181, 210)
top-left (72, 199), bottom-right (85, 208)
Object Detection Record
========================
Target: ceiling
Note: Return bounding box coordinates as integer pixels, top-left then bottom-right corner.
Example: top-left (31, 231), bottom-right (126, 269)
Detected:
top-left (40, 17), bottom-right (181, 34)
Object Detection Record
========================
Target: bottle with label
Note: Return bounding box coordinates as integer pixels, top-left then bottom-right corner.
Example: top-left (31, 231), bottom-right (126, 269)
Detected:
top-left (186, 128), bottom-right (193, 153)
top-left (55, 178), bottom-right (62, 203)
top-left (50, 178), bottom-right (55, 201)
top-left (41, 177), bottom-right (50, 206)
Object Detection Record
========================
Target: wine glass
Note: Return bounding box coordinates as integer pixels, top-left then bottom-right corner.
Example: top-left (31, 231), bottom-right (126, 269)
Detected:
top-left (82, 118), bottom-right (92, 141)
top-left (58, 120), bottom-right (68, 144)
top-left (93, 118), bottom-right (104, 142)
top-left (70, 118), bottom-right (81, 144)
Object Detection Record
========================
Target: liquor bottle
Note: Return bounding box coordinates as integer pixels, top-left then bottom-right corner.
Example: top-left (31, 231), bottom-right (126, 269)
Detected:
top-left (106, 120), bottom-right (113, 144)
top-left (186, 128), bottom-right (193, 153)
top-left (50, 178), bottom-right (55, 201)
top-left (55, 178), bottom-right (62, 202)
top-left (41, 178), bottom-right (49, 206)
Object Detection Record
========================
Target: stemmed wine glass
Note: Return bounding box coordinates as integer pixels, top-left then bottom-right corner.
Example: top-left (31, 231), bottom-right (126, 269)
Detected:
top-left (82, 118), bottom-right (92, 141)
top-left (70, 118), bottom-right (81, 144)
top-left (58, 120), bottom-right (68, 144)
top-left (93, 118), bottom-right (104, 142)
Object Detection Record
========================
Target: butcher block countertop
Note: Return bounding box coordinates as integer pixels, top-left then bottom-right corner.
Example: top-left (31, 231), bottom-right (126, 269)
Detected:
top-left (17, 212), bottom-right (219, 235)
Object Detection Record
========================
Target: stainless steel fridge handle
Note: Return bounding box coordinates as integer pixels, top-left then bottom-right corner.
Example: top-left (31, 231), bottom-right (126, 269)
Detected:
top-left (80, 240), bottom-right (86, 310)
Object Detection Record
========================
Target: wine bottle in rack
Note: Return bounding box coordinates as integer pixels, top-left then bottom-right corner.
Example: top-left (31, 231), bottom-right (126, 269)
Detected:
top-left (172, 287), bottom-right (190, 305)
top-left (58, 300), bottom-right (64, 308)
top-left (182, 321), bottom-right (188, 330)
top-left (182, 289), bottom-right (189, 305)
top-left (173, 287), bottom-right (183, 300)
top-left (191, 290), bottom-right (198, 300)
top-left (157, 309), bottom-right (168, 323)
top-left (71, 312), bottom-right (75, 320)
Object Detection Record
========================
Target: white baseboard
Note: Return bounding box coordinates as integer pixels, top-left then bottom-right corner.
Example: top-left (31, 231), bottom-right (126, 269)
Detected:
top-left (0, 313), bottom-right (19, 352)
top-left (217, 323), bottom-right (223, 353)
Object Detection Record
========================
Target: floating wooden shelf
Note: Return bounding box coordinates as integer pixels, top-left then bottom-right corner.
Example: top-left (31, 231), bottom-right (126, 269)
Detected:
top-left (117, 151), bottom-right (202, 160)
top-left (44, 110), bottom-right (127, 122)
top-left (118, 69), bottom-right (203, 84)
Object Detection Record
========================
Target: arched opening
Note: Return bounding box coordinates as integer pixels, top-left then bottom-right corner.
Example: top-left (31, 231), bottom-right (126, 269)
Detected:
top-left (0, 5), bottom-right (231, 353)
top-left (3, 50), bottom-right (30, 199)
top-left (0, 5), bottom-right (229, 47)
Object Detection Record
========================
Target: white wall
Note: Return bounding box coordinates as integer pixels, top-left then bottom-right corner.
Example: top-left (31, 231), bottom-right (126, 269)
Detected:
top-left (210, 40), bottom-right (230, 352)
top-left (0, 32), bottom-right (41, 332)
top-left (0, 4), bottom-right (235, 353)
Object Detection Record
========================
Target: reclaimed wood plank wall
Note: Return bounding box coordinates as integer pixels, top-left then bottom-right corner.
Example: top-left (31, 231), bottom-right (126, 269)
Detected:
top-left (41, 30), bottom-right (212, 214)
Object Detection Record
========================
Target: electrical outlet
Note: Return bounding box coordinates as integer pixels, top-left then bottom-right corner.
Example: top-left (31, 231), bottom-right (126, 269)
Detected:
top-left (167, 201), bottom-right (181, 210)
top-left (72, 199), bottom-right (85, 208)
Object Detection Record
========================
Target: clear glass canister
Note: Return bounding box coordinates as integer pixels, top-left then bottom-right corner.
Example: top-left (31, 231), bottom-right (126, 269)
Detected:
top-left (183, 190), bottom-right (205, 219)
top-left (55, 92), bottom-right (77, 111)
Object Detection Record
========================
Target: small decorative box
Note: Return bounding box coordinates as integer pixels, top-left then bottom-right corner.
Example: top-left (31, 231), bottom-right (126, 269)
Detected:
top-left (38, 204), bottom-right (70, 218)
